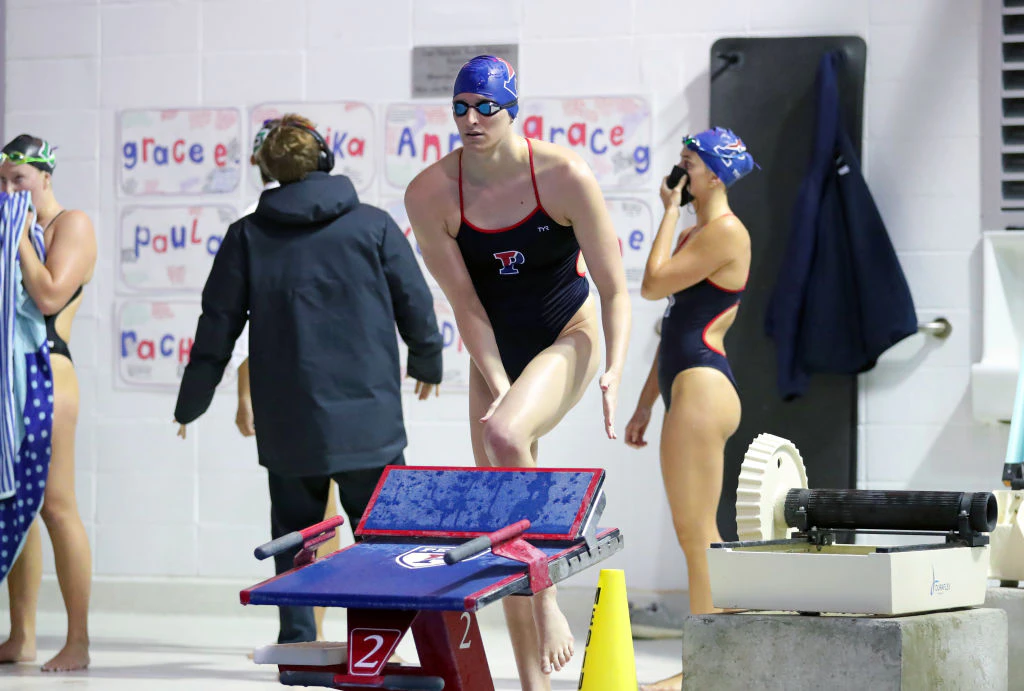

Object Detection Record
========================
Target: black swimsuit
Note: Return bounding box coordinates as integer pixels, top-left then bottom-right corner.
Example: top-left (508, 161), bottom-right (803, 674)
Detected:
top-left (46, 285), bottom-right (82, 362)
top-left (38, 210), bottom-right (82, 363)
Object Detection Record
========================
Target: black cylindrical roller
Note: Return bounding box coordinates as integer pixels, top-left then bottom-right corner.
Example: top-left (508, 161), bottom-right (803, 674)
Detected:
top-left (970, 492), bottom-right (998, 532)
top-left (279, 670), bottom-right (336, 687)
top-left (382, 675), bottom-right (446, 690)
top-left (784, 489), bottom-right (997, 533)
top-left (444, 536), bottom-right (492, 565)
top-left (254, 531), bottom-right (303, 561)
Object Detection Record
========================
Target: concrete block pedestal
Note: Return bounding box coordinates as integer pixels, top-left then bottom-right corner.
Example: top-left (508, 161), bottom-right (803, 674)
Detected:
top-left (682, 608), bottom-right (1008, 691)
top-left (985, 587), bottom-right (1024, 688)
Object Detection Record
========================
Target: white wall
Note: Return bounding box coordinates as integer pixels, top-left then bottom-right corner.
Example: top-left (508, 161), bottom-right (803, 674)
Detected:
top-left (3, 0), bottom-right (1000, 598)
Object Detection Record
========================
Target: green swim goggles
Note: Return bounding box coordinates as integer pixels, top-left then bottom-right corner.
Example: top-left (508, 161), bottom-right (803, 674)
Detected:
top-left (0, 150), bottom-right (55, 168)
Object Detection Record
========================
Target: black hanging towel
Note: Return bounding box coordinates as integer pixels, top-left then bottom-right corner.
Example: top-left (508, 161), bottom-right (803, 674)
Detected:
top-left (766, 50), bottom-right (918, 401)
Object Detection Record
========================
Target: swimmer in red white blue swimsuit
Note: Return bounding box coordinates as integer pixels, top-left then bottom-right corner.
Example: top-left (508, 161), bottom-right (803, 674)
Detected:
top-left (455, 137), bottom-right (591, 381)
top-left (405, 56), bottom-right (631, 686)
top-left (624, 128), bottom-right (757, 691)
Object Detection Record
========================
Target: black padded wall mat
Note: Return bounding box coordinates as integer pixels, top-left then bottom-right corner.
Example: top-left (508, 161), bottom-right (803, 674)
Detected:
top-left (709, 36), bottom-right (866, 540)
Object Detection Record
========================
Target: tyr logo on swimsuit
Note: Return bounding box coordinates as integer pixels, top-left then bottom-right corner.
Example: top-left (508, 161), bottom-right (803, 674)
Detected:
top-left (493, 250), bottom-right (525, 275)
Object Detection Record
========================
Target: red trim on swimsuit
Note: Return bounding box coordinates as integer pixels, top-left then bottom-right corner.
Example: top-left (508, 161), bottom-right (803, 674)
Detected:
top-left (458, 139), bottom-right (544, 234)
top-left (701, 301), bottom-right (741, 357)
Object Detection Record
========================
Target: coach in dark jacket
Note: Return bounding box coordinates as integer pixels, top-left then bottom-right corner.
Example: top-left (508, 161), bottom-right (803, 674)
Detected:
top-left (173, 114), bottom-right (443, 645)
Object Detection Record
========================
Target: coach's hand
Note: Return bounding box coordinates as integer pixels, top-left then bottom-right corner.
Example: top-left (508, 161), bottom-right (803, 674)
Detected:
top-left (413, 379), bottom-right (440, 400)
top-left (235, 395), bottom-right (255, 437)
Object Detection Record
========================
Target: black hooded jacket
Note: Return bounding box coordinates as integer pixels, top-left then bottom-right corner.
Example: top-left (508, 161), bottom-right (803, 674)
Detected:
top-left (174, 172), bottom-right (443, 475)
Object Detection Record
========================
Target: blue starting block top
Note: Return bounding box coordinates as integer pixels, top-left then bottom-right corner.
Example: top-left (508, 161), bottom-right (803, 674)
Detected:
top-left (356, 466), bottom-right (604, 540)
top-left (241, 466), bottom-right (622, 613)
top-left (242, 528), bottom-right (620, 612)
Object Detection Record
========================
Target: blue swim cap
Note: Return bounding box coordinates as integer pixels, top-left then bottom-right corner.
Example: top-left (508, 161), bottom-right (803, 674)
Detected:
top-left (684, 127), bottom-right (758, 187)
top-left (453, 55), bottom-right (519, 120)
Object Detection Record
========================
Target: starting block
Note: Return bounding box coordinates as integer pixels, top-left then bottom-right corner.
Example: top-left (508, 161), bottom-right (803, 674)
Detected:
top-left (240, 466), bottom-right (623, 690)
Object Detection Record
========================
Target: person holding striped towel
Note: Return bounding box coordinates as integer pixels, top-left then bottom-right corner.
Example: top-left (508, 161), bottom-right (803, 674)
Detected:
top-left (0, 135), bottom-right (96, 673)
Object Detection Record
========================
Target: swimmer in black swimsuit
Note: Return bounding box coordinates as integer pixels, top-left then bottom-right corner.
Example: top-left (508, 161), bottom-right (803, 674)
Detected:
top-left (624, 128), bottom-right (757, 691)
top-left (0, 134), bottom-right (97, 673)
top-left (405, 56), bottom-right (631, 688)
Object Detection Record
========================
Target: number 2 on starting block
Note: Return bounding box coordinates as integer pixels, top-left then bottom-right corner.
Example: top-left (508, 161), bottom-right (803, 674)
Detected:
top-left (349, 628), bottom-right (402, 676)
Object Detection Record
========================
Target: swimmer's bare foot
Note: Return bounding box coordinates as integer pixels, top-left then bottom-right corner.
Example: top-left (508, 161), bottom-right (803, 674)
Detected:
top-left (0, 636), bottom-right (36, 663)
top-left (532, 590), bottom-right (574, 674)
top-left (639, 671), bottom-right (683, 691)
top-left (41, 640), bottom-right (89, 672)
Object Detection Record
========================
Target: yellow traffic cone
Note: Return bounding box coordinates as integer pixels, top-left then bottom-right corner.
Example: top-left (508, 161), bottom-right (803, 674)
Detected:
top-left (577, 569), bottom-right (638, 690)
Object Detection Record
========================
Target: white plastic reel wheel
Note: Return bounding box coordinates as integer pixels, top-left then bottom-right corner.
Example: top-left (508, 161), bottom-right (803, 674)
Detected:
top-left (735, 433), bottom-right (809, 542)
top-left (989, 489), bottom-right (1024, 583)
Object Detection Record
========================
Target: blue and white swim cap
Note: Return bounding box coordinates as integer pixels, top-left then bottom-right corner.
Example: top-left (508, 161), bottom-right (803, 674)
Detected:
top-left (453, 55), bottom-right (519, 120)
top-left (684, 127), bottom-right (758, 187)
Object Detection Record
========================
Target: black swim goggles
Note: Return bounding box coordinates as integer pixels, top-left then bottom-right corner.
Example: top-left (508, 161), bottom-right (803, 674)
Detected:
top-left (452, 99), bottom-right (517, 117)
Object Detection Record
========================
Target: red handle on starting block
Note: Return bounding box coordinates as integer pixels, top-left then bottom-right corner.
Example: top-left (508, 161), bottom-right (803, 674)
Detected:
top-left (254, 515), bottom-right (346, 561)
top-left (444, 518), bottom-right (531, 565)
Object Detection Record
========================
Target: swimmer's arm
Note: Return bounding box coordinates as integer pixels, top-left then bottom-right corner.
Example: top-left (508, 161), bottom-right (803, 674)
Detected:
top-left (641, 212), bottom-right (744, 301)
top-left (18, 210), bottom-right (96, 315)
top-left (405, 179), bottom-right (509, 396)
top-left (636, 346), bottom-right (660, 411)
top-left (175, 224), bottom-right (249, 424)
top-left (562, 158), bottom-right (631, 378)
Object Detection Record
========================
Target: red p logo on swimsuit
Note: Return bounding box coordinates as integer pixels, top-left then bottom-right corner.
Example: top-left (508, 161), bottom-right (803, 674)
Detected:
top-left (493, 250), bottom-right (525, 275)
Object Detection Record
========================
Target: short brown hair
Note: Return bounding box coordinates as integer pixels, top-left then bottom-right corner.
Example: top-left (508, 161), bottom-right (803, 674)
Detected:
top-left (259, 113), bottom-right (321, 184)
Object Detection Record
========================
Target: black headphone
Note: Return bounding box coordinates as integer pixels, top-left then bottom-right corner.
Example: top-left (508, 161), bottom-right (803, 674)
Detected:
top-left (279, 122), bottom-right (334, 173)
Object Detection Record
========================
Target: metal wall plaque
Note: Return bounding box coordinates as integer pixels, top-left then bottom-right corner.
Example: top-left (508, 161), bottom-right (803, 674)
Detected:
top-left (411, 44), bottom-right (519, 98)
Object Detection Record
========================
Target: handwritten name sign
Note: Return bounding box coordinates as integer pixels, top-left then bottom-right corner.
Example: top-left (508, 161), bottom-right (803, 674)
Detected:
top-left (398, 291), bottom-right (470, 392)
top-left (118, 205), bottom-right (238, 293)
top-left (249, 102), bottom-right (375, 193)
top-left (117, 300), bottom-right (235, 389)
top-left (518, 97), bottom-right (652, 190)
top-left (119, 109), bottom-right (242, 195)
top-left (384, 103), bottom-right (462, 190)
top-left (606, 197), bottom-right (654, 289)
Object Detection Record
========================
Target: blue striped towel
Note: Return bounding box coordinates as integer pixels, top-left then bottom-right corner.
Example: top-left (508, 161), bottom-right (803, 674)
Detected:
top-left (0, 191), bottom-right (52, 582)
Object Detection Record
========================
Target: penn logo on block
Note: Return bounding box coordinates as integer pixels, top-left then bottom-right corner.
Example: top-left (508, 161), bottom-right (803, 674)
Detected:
top-left (396, 545), bottom-right (486, 570)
